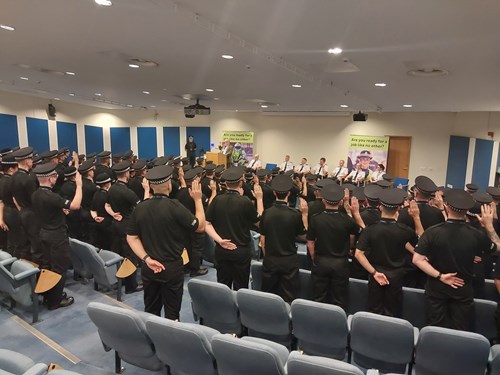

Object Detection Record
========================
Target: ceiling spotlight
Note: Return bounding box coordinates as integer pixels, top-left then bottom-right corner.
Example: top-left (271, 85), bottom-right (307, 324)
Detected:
top-left (95, 0), bottom-right (112, 6)
top-left (213, 98), bottom-right (220, 101)
top-left (161, 99), bottom-right (167, 102)
top-left (54, 98), bottom-right (60, 101)
top-left (150, 105), bottom-right (156, 108)
top-left (328, 47), bottom-right (342, 55)
top-left (94, 93), bottom-right (102, 96)
top-left (374, 83), bottom-right (387, 87)
top-left (65, 71), bottom-right (75, 76)
top-left (403, 104), bottom-right (413, 108)
top-left (261, 105), bottom-right (268, 108)
top-left (128, 64), bottom-right (140, 69)
top-left (142, 91), bottom-right (150, 94)
top-left (0, 24), bottom-right (15, 31)
top-left (69, 93), bottom-right (75, 96)
top-left (292, 84), bottom-right (302, 88)
top-left (19, 76), bottom-right (29, 80)
top-left (127, 104), bottom-right (133, 108)
top-left (205, 88), bottom-right (214, 92)
top-left (340, 104), bottom-right (349, 108)
top-left (221, 55), bottom-right (234, 60)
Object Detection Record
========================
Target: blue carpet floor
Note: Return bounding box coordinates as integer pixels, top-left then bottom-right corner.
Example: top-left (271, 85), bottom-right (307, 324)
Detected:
top-left (0, 262), bottom-right (218, 374)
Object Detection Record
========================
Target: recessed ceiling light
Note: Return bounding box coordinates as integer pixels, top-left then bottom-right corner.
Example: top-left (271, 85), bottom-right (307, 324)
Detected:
top-left (54, 98), bottom-right (60, 101)
top-left (127, 104), bottom-right (133, 107)
top-left (129, 64), bottom-right (140, 69)
top-left (403, 104), bottom-right (413, 108)
top-left (161, 99), bottom-right (167, 102)
top-left (292, 84), bottom-right (302, 88)
top-left (261, 105), bottom-right (268, 108)
top-left (328, 47), bottom-right (342, 55)
top-left (213, 97), bottom-right (220, 101)
top-left (94, 93), bottom-right (102, 96)
top-left (221, 55), bottom-right (234, 60)
top-left (19, 76), bottom-right (29, 80)
top-left (95, 0), bottom-right (112, 6)
top-left (69, 93), bottom-right (75, 96)
top-left (65, 71), bottom-right (75, 76)
top-left (340, 104), bottom-right (349, 108)
top-left (375, 83), bottom-right (387, 87)
top-left (0, 24), bottom-right (15, 31)
top-left (150, 105), bottom-right (156, 108)
top-left (205, 88), bottom-right (214, 92)
top-left (142, 91), bottom-right (150, 94)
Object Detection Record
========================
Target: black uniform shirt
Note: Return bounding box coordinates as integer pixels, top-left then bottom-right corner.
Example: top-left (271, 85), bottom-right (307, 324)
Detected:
top-left (59, 180), bottom-right (76, 200)
top-left (11, 168), bottom-right (38, 208)
top-left (107, 181), bottom-right (140, 219)
top-left (128, 175), bottom-right (144, 201)
top-left (398, 201), bottom-right (444, 230)
top-left (260, 201), bottom-right (305, 257)
top-left (127, 194), bottom-right (199, 262)
top-left (82, 178), bottom-right (98, 210)
top-left (357, 218), bottom-right (417, 269)
top-left (0, 174), bottom-right (15, 207)
top-left (91, 189), bottom-right (112, 224)
top-left (415, 219), bottom-right (496, 283)
top-left (260, 182), bottom-right (276, 209)
top-left (206, 189), bottom-right (259, 247)
top-left (360, 207), bottom-right (381, 227)
top-left (32, 186), bottom-right (71, 230)
top-left (308, 199), bottom-right (325, 223)
top-left (95, 164), bottom-right (116, 180)
top-left (176, 187), bottom-right (209, 214)
top-left (307, 209), bottom-right (360, 258)
top-left (54, 163), bottom-right (65, 193)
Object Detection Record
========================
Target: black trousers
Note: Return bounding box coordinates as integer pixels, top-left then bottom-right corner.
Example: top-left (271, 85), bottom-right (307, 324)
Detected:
top-left (65, 210), bottom-right (83, 240)
top-left (40, 227), bottom-right (71, 309)
top-left (367, 269), bottom-right (404, 318)
top-left (312, 255), bottom-right (349, 310)
top-left (3, 205), bottom-right (28, 256)
top-left (19, 207), bottom-right (43, 264)
top-left (215, 244), bottom-right (251, 291)
top-left (92, 221), bottom-right (113, 250)
top-left (262, 254), bottom-right (300, 303)
top-left (425, 280), bottom-right (474, 331)
top-left (112, 219), bottom-right (139, 292)
top-left (142, 260), bottom-right (184, 320)
top-left (186, 231), bottom-right (205, 271)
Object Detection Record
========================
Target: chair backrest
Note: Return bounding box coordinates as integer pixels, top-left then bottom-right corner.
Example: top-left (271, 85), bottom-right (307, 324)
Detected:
top-left (348, 278), bottom-right (368, 315)
top-left (188, 279), bottom-right (242, 335)
top-left (86, 302), bottom-right (163, 372)
top-left (146, 316), bottom-right (218, 375)
top-left (0, 250), bottom-right (14, 262)
top-left (297, 269), bottom-right (313, 300)
top-left (0, 348), bottom-right (45, 375)
top-left (473, 298), bottom-right (497, 340)
top-left (236, 289), bottom-right (292, 346)
top-left (489, 345), bottom-right (500, 375)
top-left (68, 238), bottom-right (93, 279)
top-left (414, 326), bottom-right (490, 375)
top-left (212, 334), bottom-right (287, 375)
top-left (291, 299), bottom-right (348, 360)
top-left (287, 351), bottom-right (364, 375)
top-left (250, 261), bottom-right (263, 290)
top-left (265, 163), bottom-right (278, 170)
top-left (6, 260), bottom-right (38, 306)
top-left (350, 311), bottom-right (416, 374)
top-left (402, 286), bottom-right (426, 329)
top-left (74, 240), bottom-right (114, 287)
top-left (484, 278), bottom-right (498, 301)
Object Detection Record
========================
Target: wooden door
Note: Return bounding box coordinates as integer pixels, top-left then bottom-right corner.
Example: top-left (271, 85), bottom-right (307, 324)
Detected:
top-left (387, 136), bottom-right (412, 178)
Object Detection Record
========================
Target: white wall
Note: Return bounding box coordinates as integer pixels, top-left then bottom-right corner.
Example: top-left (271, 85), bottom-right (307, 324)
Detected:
top-left (1, 89), bottom-right (495, 185)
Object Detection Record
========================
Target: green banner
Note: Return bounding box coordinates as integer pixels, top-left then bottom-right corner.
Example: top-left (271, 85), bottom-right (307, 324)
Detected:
top-left (349, 135), bottom-right (389, 151)
top-left (222, 131), bottom-right (254, 143)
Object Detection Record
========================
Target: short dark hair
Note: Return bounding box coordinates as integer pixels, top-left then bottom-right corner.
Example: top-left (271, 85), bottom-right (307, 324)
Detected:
top-left (320, 157), bottom-right (326, 162)
top-left (380, 205), bottom-right (398, 215)
top-left (275, 191), bottom-right (289, 200)
top-left (378, 164), bottom-right (385, 171)
top-left (226, 181), bottom-right (241, 189)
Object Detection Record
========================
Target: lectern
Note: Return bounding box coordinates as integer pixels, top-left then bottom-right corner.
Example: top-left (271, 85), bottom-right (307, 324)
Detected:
top-left (205, 152), bottom-right (229, 167)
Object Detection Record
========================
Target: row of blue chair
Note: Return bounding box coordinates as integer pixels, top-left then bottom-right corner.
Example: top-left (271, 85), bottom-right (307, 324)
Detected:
top-left (0, 348), bottom-right (82, 375)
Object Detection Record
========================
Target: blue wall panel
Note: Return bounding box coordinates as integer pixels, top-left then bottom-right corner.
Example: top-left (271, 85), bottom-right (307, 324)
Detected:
top-left (137, 127), bottom-right (157, 160)
top-left (110, 127), bottom-right (131, 154)
top-left (471, 138), bottom-right (493, 191)
top-left (186, 127), bottom-right (210, 156)
top-left (56, 121), bottom-right (78, 154)
top-left (0, 114), bottom-right (19, 149)
top-left (163, 127), bottom-right (180, 156)
top-left (84, 125), bottom-right (104, 155)
top-left (26, 117), bottom-right (49, 154)
top-left (445, 135), bottom-right (469, 189)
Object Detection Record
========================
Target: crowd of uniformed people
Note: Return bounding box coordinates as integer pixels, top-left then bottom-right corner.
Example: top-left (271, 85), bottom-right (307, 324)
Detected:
top-left (1, 145), bottom-right (500, 336)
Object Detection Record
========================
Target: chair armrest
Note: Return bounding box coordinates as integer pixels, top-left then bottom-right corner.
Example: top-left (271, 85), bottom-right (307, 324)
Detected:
top-left (0, 257), bottom-right (16, 266)
top-left (490, 344), bottom-right (500, 363)
top-left (99, 250), bottom-right (123, 266)
top-left (14, 268), bottom-right (40, 281)
top-left (23, 363), bottom-right (49, 375)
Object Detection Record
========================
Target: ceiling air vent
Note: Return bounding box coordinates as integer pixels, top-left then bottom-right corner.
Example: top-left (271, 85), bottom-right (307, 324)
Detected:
top-left (407, 68), bottom-right (448, 77)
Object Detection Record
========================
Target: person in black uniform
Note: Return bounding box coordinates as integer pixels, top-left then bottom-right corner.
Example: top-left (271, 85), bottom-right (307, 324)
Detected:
top-left (128, 159), bottom-right (148, 200)
top-left (31, 160), bottom-right (82, 309)
top-left (90, 173), bottom-right (114, 250)
top-left (201, 163), bottom-right (217, 198)
top-left (205, 167), bottom-right (264, 290)
top-left (0, 154), bottom-right (23, 256)
top-left (355, 189), bottom-right (422, 317)
top-left (307, 183), bottom-right (362, 309)
top-left (106, 161), bottom-right (142, 294)
top-left (260, 175), bottom-right (308, 302)
top-left (78, 159), bottom-right (99, 242)
top-left (95, 151), bottom-right (115, 180)
top-left (359, 184), bottom-right (382, 227)
top-left (256, 169), bottom-right (276, 209)
top-left (303, 173), bottom-right (318, 203)
top-left (127, 165), bottom-right (205, 319)
top-left (41, 150), bottom-right (65, 193)
top-left (185, 135), bottom-right (197, 167)
top-left (11, 147), bottom-right (43, 262)
top-left (57, 147), bottom-right (70, 167)
top-left (177, 168), bottom-right (215, 276)
top-left (59, 166), bottom-right (82, 240)
top-left (398, 176), bottom-right (445, 288)
top-left (413, 189), bottom-right (497, 330)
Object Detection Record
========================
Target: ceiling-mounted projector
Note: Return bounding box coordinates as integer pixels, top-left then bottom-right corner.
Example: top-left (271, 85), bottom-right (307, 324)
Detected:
top-left (184, 99), bottom-right (211, 118)
top-left (353, 111), bottom-right (367, 122)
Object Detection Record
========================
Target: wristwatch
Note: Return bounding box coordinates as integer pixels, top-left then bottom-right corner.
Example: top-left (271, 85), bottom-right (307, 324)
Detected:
top-left (371, 270), bottom-right (377, 276)
top-left (436, 272), bottom-right (442, 280)
top-left (142, 255), bottom-right (150, 264)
